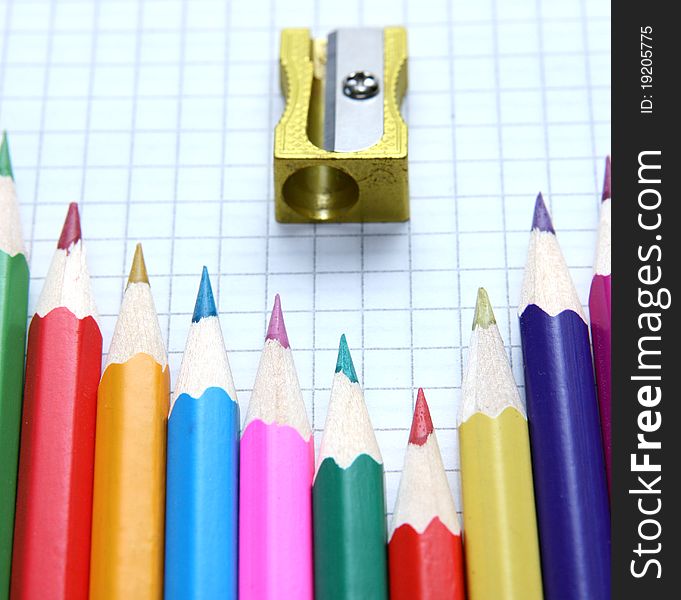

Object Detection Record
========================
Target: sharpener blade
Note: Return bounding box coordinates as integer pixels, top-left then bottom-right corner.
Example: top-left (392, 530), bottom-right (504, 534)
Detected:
top-left (324, 28), bottom-right (384, 152)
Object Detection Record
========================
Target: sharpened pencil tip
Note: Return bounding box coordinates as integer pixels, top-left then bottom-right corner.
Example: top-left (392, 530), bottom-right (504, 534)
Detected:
top-left (531, 192), bottom-right (555, 233)
top-left (335, 334), bottom-right (358, 383)
top-left (127, 243), bottom-right (149, 286)
top-left (192, 267), bottom-right (218, 322)
top-left (0, 130), bottom-right (14, 179)
top-left (265, 293), bottom-right (290, 348)
top-left (57, 203), bottom-right (82, 251)
top-left (473, 287), bottom-right (496, 329)
top-left (602, 155), bottom-right (611, 201)
top-left (409, 388), bottom-right (434, 446)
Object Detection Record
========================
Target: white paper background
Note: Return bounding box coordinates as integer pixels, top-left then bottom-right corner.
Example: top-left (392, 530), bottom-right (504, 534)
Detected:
top-left (0, 0), bottom-right (611, 517)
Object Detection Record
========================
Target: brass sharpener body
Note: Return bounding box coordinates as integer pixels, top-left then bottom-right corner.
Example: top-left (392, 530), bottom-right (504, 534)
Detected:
top-left (274, 27), bottom-right (409, 223)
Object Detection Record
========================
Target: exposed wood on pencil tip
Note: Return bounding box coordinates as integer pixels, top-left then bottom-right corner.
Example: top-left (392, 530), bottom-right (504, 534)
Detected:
top-left (265, 293), bottom-right (290, 348)
top-left (57, 202), bottom-right (82, 251)
top-left (531, 192), bottom-right (555, 233)
top-left (602, 155), bottom-right (611, 202)
top-left (473, 287), bottom-right (496, 330)
top-left (0, 130), bottom-right (13, 179)
top-left (335, 334), bottom-right (358, 383)
top-left (127, 243), bottom-right (149, 286)
top-left (192, 266), bottom-right (218, 323)
top-left (409, 388), bottom-right (434, 446)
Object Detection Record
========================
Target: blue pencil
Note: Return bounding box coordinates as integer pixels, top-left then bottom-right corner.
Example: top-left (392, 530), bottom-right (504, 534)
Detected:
top-left (165, 267), bottom-right (240, 599)
top-left (519, 194), bottom-right (610, 600)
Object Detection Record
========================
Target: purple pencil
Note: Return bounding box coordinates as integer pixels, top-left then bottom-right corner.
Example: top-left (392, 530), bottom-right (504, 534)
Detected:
top-left (519, 194), bottom-right (610, 600)
top-left (589, 157), bottom-right (612, 495)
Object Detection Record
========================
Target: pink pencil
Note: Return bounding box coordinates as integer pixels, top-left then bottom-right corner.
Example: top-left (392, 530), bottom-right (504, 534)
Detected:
top-left (239, 295), bottom-right (314, 599)
top-left (589, 156), bottom-right (612, 495)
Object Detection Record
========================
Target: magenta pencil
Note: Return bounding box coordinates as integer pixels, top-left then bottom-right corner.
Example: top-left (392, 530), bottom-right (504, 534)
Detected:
top-left (589, 156), bottom-right (612, 494)
top-left (238, 295), bottom-right (314, 599)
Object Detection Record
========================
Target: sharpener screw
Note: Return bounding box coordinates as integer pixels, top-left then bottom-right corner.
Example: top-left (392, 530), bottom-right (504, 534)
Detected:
top-left (342, 71), bottom-right (379, 100)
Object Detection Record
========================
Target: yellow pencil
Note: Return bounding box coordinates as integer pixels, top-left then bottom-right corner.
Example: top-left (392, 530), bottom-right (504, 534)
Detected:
top-left (89, 244), bottom-right (169, 599)
top-left (458, 288), bottom-right (543, 600)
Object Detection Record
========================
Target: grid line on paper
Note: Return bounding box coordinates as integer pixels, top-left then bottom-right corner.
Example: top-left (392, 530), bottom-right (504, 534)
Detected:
top-left (404, 0), bottom-right (415, 420)
top-left (0, 84), bottom-right (612, 103)
top-left (164, 0), bottom-right (187, 362)
top-left (261, 0), bottom-right (274, 382)
top-left (0, 49), bottom-right (615, 66)
top-left (215, 0), bottom-right (233, 308)
top-left (121, 0), bottom-right (145, 285)
top-left (26, 0), bottom-right (56, 263)
top-left (446, 0), bottom-right (464, 511)
top-left (0, 0), bottom-right (611, 519)
top-left (76, 0), bottom-right (100, 232)
top-left (310, 0), bottom-right (320, 435)
top-left (0, 1), bottom-right (13, 104)
top-left (579, 0), bottom-right (603, 216)
top-left (2, 16), bottom-right (612, 34)
top-left (535, 0), bottom-right (554, 211)
top-left (490, 0), bottom-right (514, 370)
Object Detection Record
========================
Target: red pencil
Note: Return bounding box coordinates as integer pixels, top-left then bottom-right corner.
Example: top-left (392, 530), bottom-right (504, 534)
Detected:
top-left (11, 203), bottom-right (102, 600)
top-left (388, 389), bottom-right (465, 600)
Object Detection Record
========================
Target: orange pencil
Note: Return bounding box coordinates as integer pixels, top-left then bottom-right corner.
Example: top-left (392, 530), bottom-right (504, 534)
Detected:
top-left (89, 244), bottom-right (169, 599)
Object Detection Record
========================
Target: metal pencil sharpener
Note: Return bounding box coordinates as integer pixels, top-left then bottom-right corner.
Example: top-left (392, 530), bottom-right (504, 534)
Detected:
top-left (274, 27), bottom-right (408, 223)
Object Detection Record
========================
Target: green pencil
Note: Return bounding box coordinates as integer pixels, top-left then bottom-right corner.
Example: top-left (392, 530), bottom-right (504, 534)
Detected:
top-left (0, 131), bottom-right (29, 598)
top-left (313, 335), bottom-right (388, 600)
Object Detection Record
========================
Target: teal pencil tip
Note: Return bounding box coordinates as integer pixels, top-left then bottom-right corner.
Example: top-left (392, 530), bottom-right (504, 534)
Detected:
top-left (0, 131), bottom-right (14, 179)
top-left (192, 266), bottom-right (218, 322)
top-left (335, 334), bottom-right (358, 383)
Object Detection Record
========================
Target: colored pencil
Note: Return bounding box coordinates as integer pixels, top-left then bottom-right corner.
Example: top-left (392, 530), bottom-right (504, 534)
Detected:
top-left (165, 267), bottom-right (239, 599)
top-left (239, 294), bottom-right (314, 599)
top-left (459, 288), bottom-right (543, 600)
top-left (519, 194), bottom-right (610, 600)
top-left (313, 335), bottom-right (388, 600)
top-left (10, 204), bottom-right (101, 600)
top-left (89, 244), bottom-right (169, 599)
top-left (589, 156), bottom-right (612, 494)
top-left (389, 388), bottom-right (465, 600)
top-left (0, 131), bottom-right (29, 598)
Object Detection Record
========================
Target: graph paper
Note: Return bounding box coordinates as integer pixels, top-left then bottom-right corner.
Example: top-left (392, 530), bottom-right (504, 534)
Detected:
top-left (0, 0), bottom-right (611, 516)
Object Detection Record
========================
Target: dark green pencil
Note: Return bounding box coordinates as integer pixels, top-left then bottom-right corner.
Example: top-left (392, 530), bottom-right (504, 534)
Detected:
top-left (313, 335), bottom-right (388, 600)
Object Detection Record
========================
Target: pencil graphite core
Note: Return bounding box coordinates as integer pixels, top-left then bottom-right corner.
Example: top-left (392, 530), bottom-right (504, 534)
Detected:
top-left (265, 293), bottom-right (290, 348)
top-left (128, 243), bottom-right (149, 286)
top-left (57, 203), bottom-right (81, 251)
top-left (0, 132), bottom-right (13, 180)
top-left (408, 389), bottom-right (433, 446)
